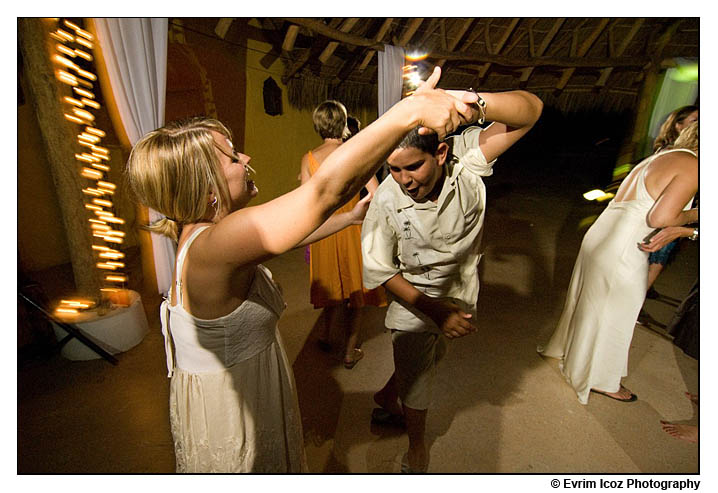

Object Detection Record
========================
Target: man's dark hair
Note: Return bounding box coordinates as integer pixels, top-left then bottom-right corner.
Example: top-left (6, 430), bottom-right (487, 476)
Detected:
top-left (397, 127), bottom-right (440, 154)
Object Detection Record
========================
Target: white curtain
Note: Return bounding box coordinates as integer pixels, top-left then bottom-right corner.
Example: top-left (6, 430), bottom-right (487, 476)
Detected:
top-left (377, 44), bottom-right (405, 179)
top-left (93, 18), bottom-right (175, 295)
top-left (377, 44), bottom-right (405, 117)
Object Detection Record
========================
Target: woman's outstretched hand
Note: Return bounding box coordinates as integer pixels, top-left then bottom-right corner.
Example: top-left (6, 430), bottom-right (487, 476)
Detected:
top-left (349, 192), bottom-right (373, 225)
top-left (638, 226), bottom-right (694, 252)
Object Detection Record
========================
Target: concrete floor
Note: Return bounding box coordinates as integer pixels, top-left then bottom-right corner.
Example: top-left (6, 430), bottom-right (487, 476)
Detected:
top-left (17, 173), bottom-right (700, 476)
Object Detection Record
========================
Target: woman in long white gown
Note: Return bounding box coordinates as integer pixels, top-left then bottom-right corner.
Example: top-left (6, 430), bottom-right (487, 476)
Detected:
top-left (538, 123), bottom-right (698, 405)
top-left (126, 68), bottom-right (477, 472)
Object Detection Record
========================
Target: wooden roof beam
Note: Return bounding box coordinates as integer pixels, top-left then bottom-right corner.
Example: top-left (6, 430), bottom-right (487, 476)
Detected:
top-left (527, 19), bottom-right (537, 57)
top-left (281, 49), bottom-right (311, 84)
top-left (436, 18), bottom-right (474, 68)
top-left (556, 18), bottom-right (609, 91)
top-left (281, 24), bottom-right (300, 52)
top-left (521, 18), bottom-right (565, 84)
top-left (358, 18), bottom-right (394, 72)
top-left (504, 28), bottom-right (528, 56)
top-left (538, 18), bottom-right (566, 55)
top-left (428, 50), bottom-right (649, 68)
top-left (397, 18), bottom-right (424, 46)
top-left (653, 19), bottom-right (683, 59)
top-left (258, 19), bottom-right (291, 69)
top-left (417, 18), bottom-right (441, 45)
top-left (214, 18), bottom-right (234, 39)
top-left (282, 18), bottom-right (384, 49)
top-left (484, 19), bottom-right (494, 54)
top-left (458, 21), bottom-right (485, 52)
top-left (595, 18), bottom-right (644, 88)
top-left (319, 18), bottom-right (359, 64)
top-left (633, 20), bottom-right (683, 84)
top-left (439, 19), bottom-right (447, 50)
top-left (478, 18), bottom-right (520, 79)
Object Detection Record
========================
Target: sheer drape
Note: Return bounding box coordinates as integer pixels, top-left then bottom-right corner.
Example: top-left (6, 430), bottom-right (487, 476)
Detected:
top-left (377, 44), bottom-right (405, 117)
top-left (377, 44), bottom-right (405, 179)
top-left (93, 18), bottom-right (175, 295)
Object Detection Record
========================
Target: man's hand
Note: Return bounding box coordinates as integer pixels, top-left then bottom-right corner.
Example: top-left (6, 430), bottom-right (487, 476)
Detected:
top-left (383, 274), bottom-right (477, 339)
top-left (425, 299), bottom-right (477, 339)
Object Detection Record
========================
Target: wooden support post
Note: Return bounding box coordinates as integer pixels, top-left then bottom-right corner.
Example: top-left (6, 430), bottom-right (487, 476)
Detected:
top-left (19, 18), bottom-right (102, 298)
top-left (615, 65), bottom-right (661, 165)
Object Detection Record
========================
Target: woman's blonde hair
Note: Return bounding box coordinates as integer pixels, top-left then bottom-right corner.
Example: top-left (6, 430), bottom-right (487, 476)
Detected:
top-left (312, 100), bottom-right (350, 140)
top-left (653, 105), bottom-right (698, 152)
top-left (673, 121), bottom-right (698, 153)
top-left (126, 117), bottom-right (233, 242)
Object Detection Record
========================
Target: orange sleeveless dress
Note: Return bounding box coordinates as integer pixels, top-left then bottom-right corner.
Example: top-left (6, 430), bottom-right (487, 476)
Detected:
top-left (307, 151), bottom-right (386, 309)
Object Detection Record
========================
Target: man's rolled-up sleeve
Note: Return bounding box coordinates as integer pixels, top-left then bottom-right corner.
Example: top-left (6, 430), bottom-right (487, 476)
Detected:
top-left (361, 200), bottom-right (400, 290)
top-left (452, 125), bottom-right (496, 177)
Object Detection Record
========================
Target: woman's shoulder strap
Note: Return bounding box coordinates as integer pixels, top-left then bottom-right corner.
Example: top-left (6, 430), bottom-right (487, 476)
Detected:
top-left (173, 225), bottom-right (211, 306)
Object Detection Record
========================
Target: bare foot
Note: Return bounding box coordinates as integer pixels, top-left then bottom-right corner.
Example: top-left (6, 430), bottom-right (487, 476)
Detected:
top-left (685, 392), bottom-right (699, 405)
top-left (661, 421), bottom-right (698, 443)
top-left (403, 447), bottom-right (428, 473)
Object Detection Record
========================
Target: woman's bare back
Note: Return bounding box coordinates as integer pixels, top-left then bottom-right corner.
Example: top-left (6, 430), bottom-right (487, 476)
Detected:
top-left (614, 150), bottom-right (694, 203)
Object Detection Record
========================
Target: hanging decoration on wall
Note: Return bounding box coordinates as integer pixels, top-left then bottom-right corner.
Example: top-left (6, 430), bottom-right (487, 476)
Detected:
top-left (49, 18), bottom-right (130, 313)
top-left (263, 76), bottom-right (283, 116)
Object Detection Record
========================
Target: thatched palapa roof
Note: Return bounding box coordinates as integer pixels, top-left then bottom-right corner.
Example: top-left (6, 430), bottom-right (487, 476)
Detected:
top-left (182, 18), bottom-right (699, 115)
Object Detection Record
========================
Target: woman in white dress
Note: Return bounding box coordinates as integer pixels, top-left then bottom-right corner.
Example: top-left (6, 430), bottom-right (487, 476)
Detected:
top-left (538, 122), bottom-right (698, 405)
top-left (126, 67), bottom-right (477, 472)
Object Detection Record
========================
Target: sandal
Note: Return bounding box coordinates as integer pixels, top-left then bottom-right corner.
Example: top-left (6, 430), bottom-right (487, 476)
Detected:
top-left (343, 348), bottom-right (364, 369)
top-left (400, 452), bottom-right (427, 473)
top-left (590, 385), bottom-right (637, 402)
top-left (371, 407), bottom-right (406, 428)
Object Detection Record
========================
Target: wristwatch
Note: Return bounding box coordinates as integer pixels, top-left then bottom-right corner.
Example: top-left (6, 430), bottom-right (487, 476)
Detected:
top-left (688, 228), bottom-right (698, 241)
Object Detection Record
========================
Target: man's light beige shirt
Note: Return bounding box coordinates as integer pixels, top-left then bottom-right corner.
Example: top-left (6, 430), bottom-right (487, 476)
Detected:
top-left (361, 126), bottom-right (495, 333)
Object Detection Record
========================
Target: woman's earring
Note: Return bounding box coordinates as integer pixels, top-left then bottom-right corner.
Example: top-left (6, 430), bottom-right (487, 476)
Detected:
top-left (210, 196), bottom-right (218, 215)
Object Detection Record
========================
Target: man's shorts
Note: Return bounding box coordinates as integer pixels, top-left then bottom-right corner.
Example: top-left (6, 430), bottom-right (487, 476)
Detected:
top-left (391, 330), bottom-right (448, 411)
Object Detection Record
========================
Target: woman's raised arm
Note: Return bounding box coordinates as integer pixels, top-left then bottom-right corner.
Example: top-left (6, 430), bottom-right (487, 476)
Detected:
top-left (205, 67), bottom-right (474, 267)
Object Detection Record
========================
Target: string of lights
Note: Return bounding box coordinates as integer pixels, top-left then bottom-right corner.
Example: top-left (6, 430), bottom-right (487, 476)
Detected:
top-left (49, 18), bottom-right (129, 315)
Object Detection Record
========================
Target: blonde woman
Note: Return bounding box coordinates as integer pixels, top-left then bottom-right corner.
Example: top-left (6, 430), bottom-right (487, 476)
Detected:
top-left (300, 100), bottom-right (386, 369)
top-left (653, 105), bottom-right (698, 153)
top-left (539, 123), bottom-right (698, 404)
top-left (126, 67), bottom-right (475, 472)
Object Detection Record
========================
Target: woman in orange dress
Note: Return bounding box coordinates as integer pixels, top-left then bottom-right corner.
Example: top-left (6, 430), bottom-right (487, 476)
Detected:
top-left (300, 100), bottom-right (387, 368)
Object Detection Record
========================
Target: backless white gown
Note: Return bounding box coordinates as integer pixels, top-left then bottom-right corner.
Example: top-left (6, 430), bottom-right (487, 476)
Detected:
top-left (538, 149), bottom-right (696, 404)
